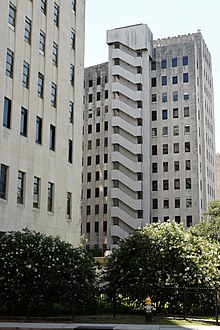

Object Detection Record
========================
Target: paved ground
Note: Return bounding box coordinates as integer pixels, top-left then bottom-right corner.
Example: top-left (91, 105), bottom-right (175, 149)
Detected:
top-left (0, 323), bottom-right (219, 330)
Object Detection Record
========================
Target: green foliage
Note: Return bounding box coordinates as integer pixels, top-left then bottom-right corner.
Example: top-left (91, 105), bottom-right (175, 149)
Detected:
top-left (105, 221), bottom-right (220, 309)
top-left (190, 200), bottom-right (220, 242)
top-left (0, 229), bottom-right (96, 314)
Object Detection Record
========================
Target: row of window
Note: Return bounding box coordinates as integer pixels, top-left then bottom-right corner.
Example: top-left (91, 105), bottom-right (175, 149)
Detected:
top-left (152, 107), bottom-right (190, 120)
top-left (86, 137), bottom-right (108, 150)
top-left (85, 121), bottom-right (108, 134)
top-left (0, 164), bottom-right (72, 219)
top-left (152, 142), bottom-right (191, 155)
top-left (151, 56), bottom-right (189, 70)
top-left (151, 178), bottom-right (192, 191)
top-left (152, 196), bottom-right (193, 209)
top-left (152, 90), bottom-right (189, 103)
top-left (152, 124), bottom-right (190, 137)
top-left (84, 154), bottom-right (108, 166)
top-left (152, 215), bottom-right (192, 227)
top-left (151, 73), bottom-right (189, 87)
top-left (85, 220), bottom-right (107, 233)
top-left (152, 160), bottom-right (191, 173)
top-left (87, 91), bottom-right (108, 103)
top-left (9, 1), bottom-right (76, 31)
top-left (86, 187), bottom-right (108, 199)
top-left (2, 98), bottom-right (73, 163)
top-left (85, 76), bottom-right (108, 88)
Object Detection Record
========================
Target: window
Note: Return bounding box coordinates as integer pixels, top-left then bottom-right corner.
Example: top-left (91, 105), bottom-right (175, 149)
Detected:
top-left (163, 180), bottom-right (169, 190)
top-left (152, 94), bottom-right (157, 103)
top-left (6, 49), bottom-right (14, 78)
top-left (185, 142), bottom-right (190, 152)
top-left (3, 97), bottom-right (11, 129)
top-left (96, 92), bottom-right (100, 101)
top-left (173, 91), bottom-right (178, 101)
top-left (8, 3), bottom-right (16, 28)
top-left (172, 57), bottom-right (177, 67)
top-left (47, 182), bottom-right (54, 212)
top-left (184, 92), bottom-right (189, 100)
top-left (186, 215), bottom-right (192, 227)
top-left (172, 75), bottom-right (178, 84)
top-left (39, 30), bottom-right (45, 53)
top-left (86, 222), bottom-right (90, 233)
top-left (87, 172), bottom-right (91, 182)
top-left (151, 77), bottom-right (156, 87)
top-left (86, 205), bottom-right (90, 215)
top-left (20, 107), bottom-right (28, 137)
top-left (103, 221), bottom-right (107, 232)
top-left (161, 59), bottom-right (167, 69)
top-left (54, 3), bottom-right (59, 26)
top-left (152, 198), bottom-right (158, 209)
top-left (184, 107), bottom-right (189, 117)
top-left (68, 139), bottom-right (72, 163)
top-left (152, 128), bottom-right (157, 137)
top-left (33, 176), bottom-right (40, 208)
top-left (163, 144), bottom-right (168, 154)
top-left (174, 143), bottom-right (179, 153)
top-left (104, 170), bottom-right (108, 180)
top-left (69, 101), bottom-right (73, 124)
top-left (22, 61), bottom-right (29, 88)
top-left (95, 171), bottom-right (100, 181)
top-left (87, 189), bottom-right (91, 199)
top-left (162, 109), bottom-right (168, 120)
top-left (95, 222), bottom-right (99, 233)
top-left (87, 156), bottom-right (91, 166)
top-left (95, 187), bottom-right (99, 198)
top-left (96, 155), bottom-right (100, 165)
top-left (152, 180), bottom-right (158, 191)
top-left (0, 164), bottom-right (8, 200)
top-left (70, 64), bottom-right (74, 85)
top-left (184, 125), bottom-right (190, 135)
top-left (88, 124), bottom-right (92, 134)
top-left (183, 56), bottom-right (188, 66)
top-left (67, 192), bottom-right (71, 219)
top-left (175, 197), bottom-right (180, 208)
top-left (183, 72), bottom-right (189, 83)
top-left (72, 0), bottom-right (76, 12)
top-left (153, 217), bottom-right (158, 223)
top-left (175, 216), bottom-right (181, 224)
top-left (186, 197), bottom-right (192, 208)
top-left (24, 17), bottom-right (31, 44)
top-left (104, 187), bottom-right (108, 197)
top-left (88, 140), bottom-right (92, 150)
top-left (41, 0), bottom-right (46, 14)
top-left (89, 94), bottom-right (92, 103)
top-left (104, 121), bottom-right (108, 131)
top-left (96, 123), bottom-right (100, 132)
top-left (104, 137), bottom-right (108, 147)
top-left (164, 199), bottom-right (169, 209)
top-left (152, 145), bottom-right (157, 155)
top-left (173, 108), bottom-right (178, 118)
top-left (104, 154), bottom-right (108, 163)
top-left (162, 76), bottom-right (167, 86)
top-left (49, 124), bottom-right (55, 151)
top-left (162, 126), bottom-right (168, 136)
top-left (186, 178), bottom-right (191, 189)
top-left (185, 160), bottom-right (191, 170)
top-left (174, 161), bottom-right (180, 171)
top-left (51, 83), bottom-right (57, 107)
top-left (52, 42), bottom-right (58, 66)
top-left (164, 216), bottom-right (169, 222)
top-left (151, 61), bottom-right (156, 70)
top-left (162, 92), bottom-right (167, 103)
top-left (36, 116), bottom-right (42, 144)
top-left (97, 77), bottom-right (101, 85)
top-left (174, 179), bottom-right (180, 190)
top-left (95, 204), bottom-right (99, 215)
top-left (38, 73), bottom-right (44, 98)
top-left (173, 125), bottom-right (179, 136)
top-left (96, 139), bottom-right (100, 147)
top-left (71, 29), bottom-right (75, 49)
top-left (163, 162), bottom-right (168, 172)
top-left (152, 111), bottom-right (157, 121)
top-left (152, 163), bottom-right (157, 173)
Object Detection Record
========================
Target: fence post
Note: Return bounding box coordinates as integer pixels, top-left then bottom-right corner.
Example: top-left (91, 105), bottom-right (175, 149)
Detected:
top-left (215, 288), bottom-right (219, 325)
top-left (183, 287), bottom-right (187, 320)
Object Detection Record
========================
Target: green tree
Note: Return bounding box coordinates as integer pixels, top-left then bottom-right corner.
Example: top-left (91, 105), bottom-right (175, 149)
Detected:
top-left (0, 229), bottom-right (95, 315)
top-left (105, 221), bottom-right (220, 312)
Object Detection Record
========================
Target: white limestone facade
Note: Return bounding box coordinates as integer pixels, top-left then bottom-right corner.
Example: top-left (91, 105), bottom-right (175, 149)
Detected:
top-left (216, 153), bottom-right (220, 199)
top-left (0, 0), bottom-right (85, 245)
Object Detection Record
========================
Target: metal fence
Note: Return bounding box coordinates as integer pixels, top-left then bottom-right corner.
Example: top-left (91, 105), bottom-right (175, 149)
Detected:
top-left (0, 284), bottom-right (219, 324)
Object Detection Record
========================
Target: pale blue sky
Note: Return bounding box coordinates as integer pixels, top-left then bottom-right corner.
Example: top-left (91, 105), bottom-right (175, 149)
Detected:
top-left (85, 0), bottom-right (220, 153)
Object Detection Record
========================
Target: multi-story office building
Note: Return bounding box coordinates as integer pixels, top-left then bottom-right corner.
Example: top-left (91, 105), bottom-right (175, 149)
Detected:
top-left (0, 0), bottom-right (85, 245)
top-left (82, 24), bottom-right (216, 253)
top-left (216, 153), bottom-right (220, 199)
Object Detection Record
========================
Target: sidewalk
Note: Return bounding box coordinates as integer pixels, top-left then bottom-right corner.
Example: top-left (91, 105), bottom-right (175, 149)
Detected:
top-left (0, 323), bottom-right (219, 330)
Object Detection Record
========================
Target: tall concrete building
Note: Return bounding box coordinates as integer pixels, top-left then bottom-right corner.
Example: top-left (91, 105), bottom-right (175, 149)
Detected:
top-left (216, 153), bottom-right (220, 199)
top-left (0, 0), bottom-right (85, 245)
top-left (82, 25), bottom-right (216, 253)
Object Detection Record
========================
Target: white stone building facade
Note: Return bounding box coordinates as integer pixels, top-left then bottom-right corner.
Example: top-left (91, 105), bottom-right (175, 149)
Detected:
top-left (82, 25), bottom-right (216, 253)
top-left (0, 0), bottom-right (85, 245)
